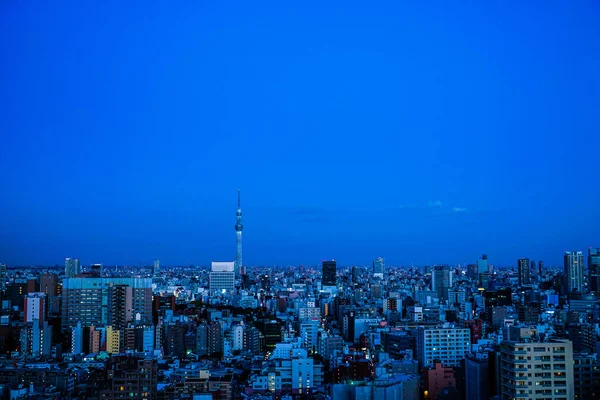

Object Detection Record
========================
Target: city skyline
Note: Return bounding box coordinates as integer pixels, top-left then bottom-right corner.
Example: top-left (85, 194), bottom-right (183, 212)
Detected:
top-left (2, 1), bottom-right (599, 267)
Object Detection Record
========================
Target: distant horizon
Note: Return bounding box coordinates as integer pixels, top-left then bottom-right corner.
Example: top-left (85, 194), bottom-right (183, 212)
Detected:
top-left (0, 257), bottom-right (582, 270)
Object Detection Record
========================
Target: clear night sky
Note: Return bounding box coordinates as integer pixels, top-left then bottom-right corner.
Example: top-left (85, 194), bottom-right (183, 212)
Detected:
top-left (1, 1), bottom-right (599, 267)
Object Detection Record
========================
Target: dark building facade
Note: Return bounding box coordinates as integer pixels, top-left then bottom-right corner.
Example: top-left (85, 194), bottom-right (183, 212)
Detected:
top-left (101, 355), bottom-right (157, 400)
top-left (589, 248), bottom-right (600, 294)
top-left (518, 258), bottom-right (531, 286)
top-left (322, 260), bottom-right (337, 286)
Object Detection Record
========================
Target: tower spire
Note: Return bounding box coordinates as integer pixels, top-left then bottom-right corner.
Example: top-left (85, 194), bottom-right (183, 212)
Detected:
top-left (235, 189), bottom-right (243, 277)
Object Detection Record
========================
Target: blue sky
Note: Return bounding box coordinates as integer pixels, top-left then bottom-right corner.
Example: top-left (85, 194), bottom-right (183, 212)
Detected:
top-left (1, 1), bottom-right (599, 267)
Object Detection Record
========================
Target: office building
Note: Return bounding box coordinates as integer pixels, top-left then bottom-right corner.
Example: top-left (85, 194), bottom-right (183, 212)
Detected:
top-left (477, 254), bottom-right (488, 275)
top-left (500, 339), bottom-right (574, 400)
top-left (64, 257), bottom-right (81, 278)
top-left (322, 260), bottom-right (337, 286)
top-left (538, 260), bottom-right (544, 277)
top-left (518, 258), bottom-right (531, 286)
top-left (61, 278), bottom-right (153, 329)
top-left (153, 259), bottom-right (160, 276)
top-left (588, 248), bottom-right (600, 293)
top-left (465, 355), bottom-right (490, 400)
top-left (416, 327), bottom-right (471, 368)
top-left (564, 251), bottom-right (584, 293)
top-left (209, 261), bottom-right (235, 291)
top-left (373, 257), bottom-right (384, 278)
top-left (431, 265), bottom-right (453, 301)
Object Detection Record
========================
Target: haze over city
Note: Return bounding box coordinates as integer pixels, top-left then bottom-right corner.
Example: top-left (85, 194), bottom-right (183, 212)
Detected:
top-left (1, 1), bottom-right (599, 267)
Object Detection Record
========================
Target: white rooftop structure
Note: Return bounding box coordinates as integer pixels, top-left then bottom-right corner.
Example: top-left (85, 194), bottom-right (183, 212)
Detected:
top-left (212, 262), bottom-right (234, 272)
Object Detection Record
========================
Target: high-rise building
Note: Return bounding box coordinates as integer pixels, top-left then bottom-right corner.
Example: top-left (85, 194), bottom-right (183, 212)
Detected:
top-left (431, 266), bottom-right (453, 301)
top-left (538, 260), bottom-right (544, 277)
top-left (166, 322), bottom-right (186, 359)
top-left (416, 327), bottom-right (471, 368)
top-left (61, 278), bottom-right (153, 329)
top-left (588, 248), bottom-right (600, 293)
top-left (106, 325), bottom-right (121, 354)
top-left (351, 266), bottom-right (359, 283)
top-left (518, 258), bottom-right (531, 286)
top-left (244, 326), bottom-right (262, 355)
top-left (72, 322), bottom-right (83, 354)
top-left (39, 273), bottom-right (59, 315)
top-left (373, 257), bottom-right (385, 278)
top-left (88, 325), bottom-right (102, 353)
top-left (64, 257), bottom-right (81, 278)
top-left (322, 260), bottom-right (337, 286)
top-left (467, 264), bottom-right (478, 279)
top-left (564, 251), bottom-right (584, 293)
top-left (109, 284), bottom-right (133, 330)
top-left (568, 323), bottom-right (595, 354)
top-left (152, 259), bottom-right (160, 276)
top-left (573, 354), bottom-right (600, 400)
top-left (0, 263), bottom-right (6, 291)
top-left (209, 261), bottom-right (235, 291)
top-left (235, 189), bottom-right (243, 277)
top-left (207, 321), bottom-right (222, 357)
top-left (500, 339), bottom-right (574, 399)
top-left (477, 254), bottom-right (488, 275)
top-left (232, 324), bottom-right (244, 351)
top-left (23, 292), bottom-right (45, 323)
top-left (20, 319), bottom-right (52, 357)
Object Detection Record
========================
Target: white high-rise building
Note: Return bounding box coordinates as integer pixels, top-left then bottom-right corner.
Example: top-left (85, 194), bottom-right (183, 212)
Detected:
top-left (24, 293), bottom-right (45, 323)
top-left (210, 261), bottom-right (235, 291)
top-left (564, 251), bottom-right (584, 293)
top-left (500, 339), bottom-right (574, 399)
top-left (416, 326), bottom-right (471, 368)
top-left (232, 324), bottom-right (244, 351)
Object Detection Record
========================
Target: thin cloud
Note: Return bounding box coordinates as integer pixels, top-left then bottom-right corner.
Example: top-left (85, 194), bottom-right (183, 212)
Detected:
top-left (297, 216), bottom-right (329, 224)
top-left (453, 207), bottom-right (468, 213)
top-left (428, 200), bottom-right (443, 208)
top-left (290, 206), bottom-right (328, 223)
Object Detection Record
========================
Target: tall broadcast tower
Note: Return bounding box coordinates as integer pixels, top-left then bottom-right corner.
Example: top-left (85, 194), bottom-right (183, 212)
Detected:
top-left (235, 189), bottom-right (243, 277)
